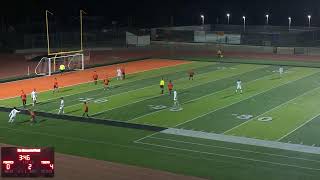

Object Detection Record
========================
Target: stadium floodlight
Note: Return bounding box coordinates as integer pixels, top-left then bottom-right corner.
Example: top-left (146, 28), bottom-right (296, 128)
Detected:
top-left (226, 13), bottom-right (230, 24)
top-left (266, 14), bottom-right (269, 25)
top-left (200, 14), bottom-right (205, 25)
top-left (288, 17), bottom-right (292, 31)
top-left (308, 15), bottom-right (311, 28)
top-left (242, 16), bottom-right (246, 31)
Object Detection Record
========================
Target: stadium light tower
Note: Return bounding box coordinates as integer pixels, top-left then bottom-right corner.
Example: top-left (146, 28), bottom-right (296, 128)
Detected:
top-left (266, 14), bottom-right (269, 25)
top-left (308, 15), bottom-right (311, 28)
top-left (80, 10), bottom-right (87, 51)
top-left (45, 10), bottom-right (53, 55)
top-left (200, 14), bottom-right (205, 25)
top-left (288, 17), bottom-right (292, 31)
top-left (242, 16), bottom-right (246, 31)
top-left (226, 13), bottom-right (230, 24)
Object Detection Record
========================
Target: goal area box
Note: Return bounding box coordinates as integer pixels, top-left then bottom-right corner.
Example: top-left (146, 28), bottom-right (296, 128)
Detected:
top-left (35, 53), bottom-right (84, 76)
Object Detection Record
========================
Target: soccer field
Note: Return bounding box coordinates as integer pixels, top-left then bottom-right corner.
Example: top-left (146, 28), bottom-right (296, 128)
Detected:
top-left (1, 59), bottom-right (320, 179)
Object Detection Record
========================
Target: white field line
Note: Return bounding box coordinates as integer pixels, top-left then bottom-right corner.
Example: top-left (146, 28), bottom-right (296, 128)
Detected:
top-left (173, 73), bottom-right (313, 128)
top-left (134, 141), bottom-right (320, 171)
top-left (277, 113), bottom-right (320, 141)
top-left (148, 136), bottom-right (320, 163)
top-left (128, 69), bottom-right (271, 122)
top-left (5, 125), bottom-right (317, 173)
top-left (91, 66), bottom-right (262, 116)
top-left (223, 86), bottom-right (320, 134)
top-left (0, 61), bottom-right (192, 101)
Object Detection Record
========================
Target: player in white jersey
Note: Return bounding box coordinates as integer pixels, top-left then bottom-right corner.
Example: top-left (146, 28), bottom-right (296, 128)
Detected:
top-left (30, 89), bottom-right (37, 106)
top-left (116, 68), bottom-right (122, 80)
top-left (236, 80), bottom-right (242, 93)
top-left (8, 107), bottom-right (20, 123)
top-left (58, 97), bottom-right (65, 114)
top-left (173, 90), bottom-right (179, 108)
top-left (279, 67), bottom-right (284, 76)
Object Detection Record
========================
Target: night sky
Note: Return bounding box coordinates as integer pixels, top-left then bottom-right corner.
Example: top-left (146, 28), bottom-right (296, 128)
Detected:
top-left (1, 0), bottom-right (319, 27)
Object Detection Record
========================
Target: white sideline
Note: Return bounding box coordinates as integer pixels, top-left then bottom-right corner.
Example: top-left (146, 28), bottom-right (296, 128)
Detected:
top-left (135, 141), bottom-right (320, 171)
top-left (161, 128), bottom-right (320, 155)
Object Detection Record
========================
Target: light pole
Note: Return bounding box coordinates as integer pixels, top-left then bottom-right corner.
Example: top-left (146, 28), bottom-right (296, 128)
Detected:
top-left (200, 15), bottom-right (205, 25)
top-left (266, 14), bottom-right (269, 25)
top-left (226, 13), bottom-right (230, 24)
top-left (288, 17), bottom-right (292, 31)
top-left (242, 16), bottom-right (246, 31)
top-left (80, 10), bottom-right (87, 51)
top-left (45, 10), bottom-right (53, 55)
top-left (308, 15), bottom-right (311, 28)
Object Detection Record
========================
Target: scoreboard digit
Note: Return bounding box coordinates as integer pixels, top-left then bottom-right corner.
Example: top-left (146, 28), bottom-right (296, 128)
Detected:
top-left (1, 147), bottom-right (54, 177)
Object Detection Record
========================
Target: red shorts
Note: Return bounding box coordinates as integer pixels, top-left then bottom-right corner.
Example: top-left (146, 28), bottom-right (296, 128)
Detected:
top-left (168, 88), bottom-right (172, 91)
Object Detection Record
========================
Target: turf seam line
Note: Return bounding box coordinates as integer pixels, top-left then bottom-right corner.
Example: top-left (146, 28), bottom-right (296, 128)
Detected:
top-left (91, 64), bottom-right (264, 117)
top-left (0, 106), bottom-right (167, 132)
top-left (134, 141), bottom-right (320, 171)
top-left (128, 66), bottom-right (272, 122)
top-left (147, 136), bottom-right (320, 163)
top-left (174, 70), bottom-right (320, 128)
top-left (277, 113), bottom-right (320, 141)
top-left (223, 85), bottom-right (320, 134)
top-left (0, 60), bottom-right (192, 101)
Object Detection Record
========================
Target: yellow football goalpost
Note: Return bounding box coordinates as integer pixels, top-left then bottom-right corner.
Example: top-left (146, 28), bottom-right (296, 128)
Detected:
top-left (35, 10), bottom-right (87, 76)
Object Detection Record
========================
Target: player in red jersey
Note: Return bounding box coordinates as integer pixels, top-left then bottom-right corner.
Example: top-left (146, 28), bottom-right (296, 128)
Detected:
top-left (121, 67), bottom-right (126, 80)
top-left (53, 78), bottom-right (59, 93)
top-left (20, 90), bottom-right (27, 108)
top-left (104, 76), bottom-right (110, 90)
top-left (93, 71), bottom-right (99, 85)
top-left (28, 109), bottom-right (36, 124)
top-left (82, 101), bottom-right (89, 117)
top-left (188, 70), bottom-right (195, 80)
top-left (168, 80), bottom-right (173, 95)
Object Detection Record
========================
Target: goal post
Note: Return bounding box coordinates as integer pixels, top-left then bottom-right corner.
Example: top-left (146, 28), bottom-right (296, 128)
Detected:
top-left (35, 53), bottom-right (84, 76)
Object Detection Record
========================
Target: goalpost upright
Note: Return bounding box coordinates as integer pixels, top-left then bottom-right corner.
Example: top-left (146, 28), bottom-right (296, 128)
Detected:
top-left (36, 9), bottom-right (87, 76)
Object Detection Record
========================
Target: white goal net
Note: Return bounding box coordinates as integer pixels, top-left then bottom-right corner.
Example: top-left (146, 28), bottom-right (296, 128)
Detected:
top-left (35, 53), bottom-right (84, 76)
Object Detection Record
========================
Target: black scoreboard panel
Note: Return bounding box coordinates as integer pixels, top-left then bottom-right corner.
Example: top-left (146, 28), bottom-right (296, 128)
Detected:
top-left (1, 147), bottom-right (54, 177)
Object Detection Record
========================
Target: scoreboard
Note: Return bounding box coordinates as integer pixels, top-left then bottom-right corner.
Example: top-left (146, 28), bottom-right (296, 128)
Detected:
top-left (1, 147), bottom-right (54, 177)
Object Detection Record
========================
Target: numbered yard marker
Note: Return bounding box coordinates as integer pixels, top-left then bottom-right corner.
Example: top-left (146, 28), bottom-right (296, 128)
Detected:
top-left (236, 114), bottom-right (253, 120)
top-left (148, 105), bottom-right (167, 110)
top-left (94, 98), bottom-right (109, 104)
top-left (257, 117), bottom-right (273, 122)
top-left (78, 98), bottom-right (94, 102)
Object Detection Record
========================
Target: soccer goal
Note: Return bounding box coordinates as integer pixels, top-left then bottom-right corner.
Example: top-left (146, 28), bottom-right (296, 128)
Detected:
top-left (35, 53), bottom-right (84, 76)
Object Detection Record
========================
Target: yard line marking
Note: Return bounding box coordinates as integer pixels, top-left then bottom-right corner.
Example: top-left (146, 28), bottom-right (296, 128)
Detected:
top-left (147, 136), bottom-right (320, 163)
top-left (134, 141), bottom-right (320, 171)
top-left (277, 113), bottom-right (320, 141)
top-left (128, 68), bottom-right (272, 122)
top-left (91, 65), bottom-right (263, 116)
top-left (0, 61), bottom-right (195, 101)
top-left (224, 85), bottom-right (320, 134)
top-left (173, 72), bottom-right (315, 128)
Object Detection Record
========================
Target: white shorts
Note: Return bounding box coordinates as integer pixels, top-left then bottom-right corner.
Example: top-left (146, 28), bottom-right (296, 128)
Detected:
top-left (32, 98), bottom-right (37, 102)
top-left (237, 85), bottom-right (242, 90)
top-left (59, 106), bottom-right (64, 110)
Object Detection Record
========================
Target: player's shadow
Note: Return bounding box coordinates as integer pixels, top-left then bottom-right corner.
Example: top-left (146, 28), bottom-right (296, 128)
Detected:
top-left (222, 94), bottom-right (235, 99)
top-left (17, 120), bottom-right (31, 124)
top-left (37, 119), bottom-right (47, 124)
top-left (67, 109), bottom-right (81, 114)
top-left (270, 77), bottom-right (281, 80)
top-left (59, 88), bottom-right (73, 93)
